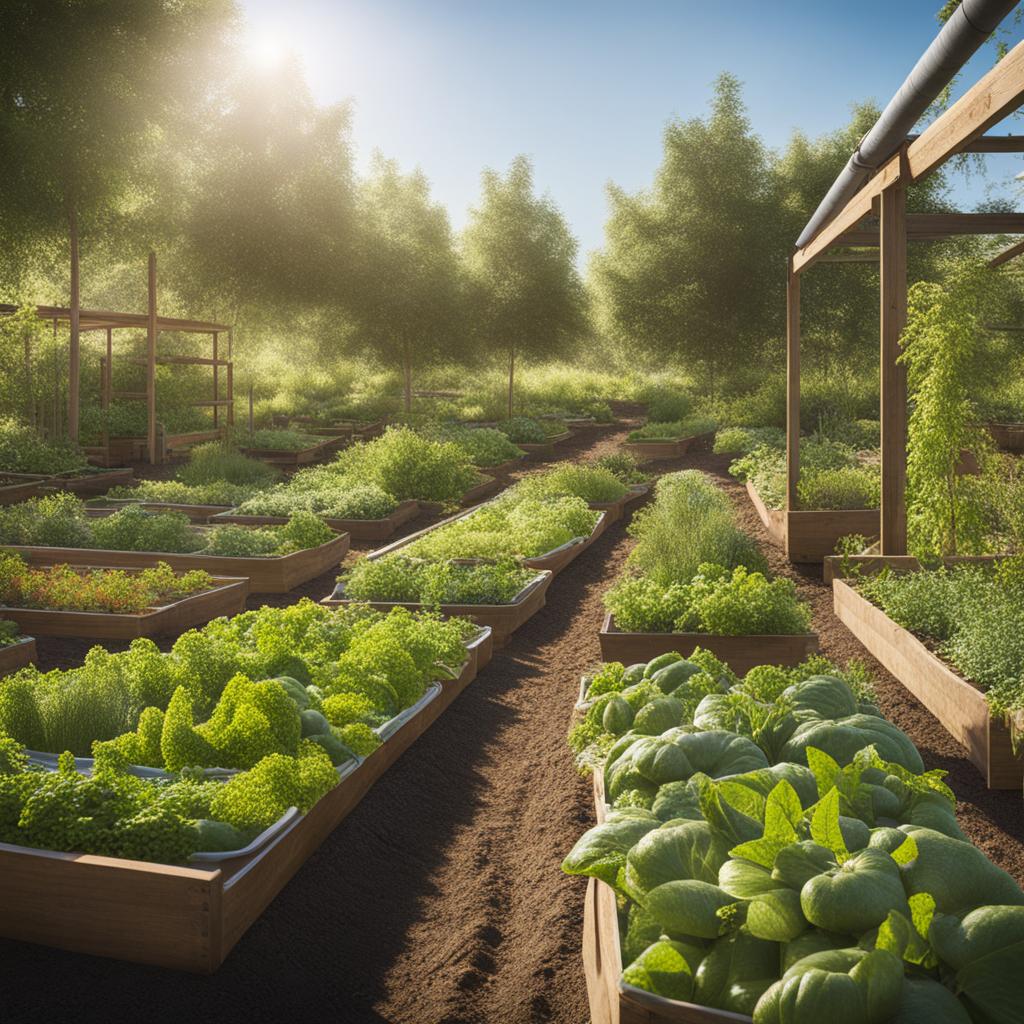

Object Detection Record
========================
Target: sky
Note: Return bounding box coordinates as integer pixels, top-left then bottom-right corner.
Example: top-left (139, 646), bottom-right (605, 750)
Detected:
top-left (235, 0), bottom-right (1024, 262)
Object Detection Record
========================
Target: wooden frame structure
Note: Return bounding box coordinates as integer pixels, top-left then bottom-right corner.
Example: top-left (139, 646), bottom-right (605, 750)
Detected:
top-left (788, 40), bottom-right (1024, 555)
top-left (0, 253), bottom-right (234, 465)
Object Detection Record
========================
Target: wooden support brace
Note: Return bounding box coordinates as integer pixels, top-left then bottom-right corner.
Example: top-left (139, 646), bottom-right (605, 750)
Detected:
top-left (786, 264), bottom-right (800, 512)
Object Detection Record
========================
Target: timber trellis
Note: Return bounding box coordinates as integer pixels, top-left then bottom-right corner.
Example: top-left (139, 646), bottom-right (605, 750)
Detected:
top-left (0, 253), bottom-right (233, 464)
top-left (788, 39), bottom-right (1024, 555)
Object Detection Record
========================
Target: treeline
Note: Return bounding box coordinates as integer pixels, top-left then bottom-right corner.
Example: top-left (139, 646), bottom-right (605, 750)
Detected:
top-left (0, 1), bottom-right (992, 419)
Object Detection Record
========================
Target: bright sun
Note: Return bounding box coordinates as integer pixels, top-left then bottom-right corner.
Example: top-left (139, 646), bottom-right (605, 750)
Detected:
top-left (243, 28), bottom-right (289, 71)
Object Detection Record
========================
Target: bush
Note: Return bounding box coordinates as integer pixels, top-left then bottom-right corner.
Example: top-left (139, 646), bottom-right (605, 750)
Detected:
top-left (0, 492), bottom-right (94, 548)
top-left (796, 466), bottom-right (880, 511)
top-left (628, 416), bottom-right (716, 442)
top-left (589, 452), bottom-right (648, 484)
top-left (497, 417), bottom-right (550, 444)
top-left (89, 506), bottom-right (204, 553)
top-left (236, 482), bottom-right (397, 520)
top-left (342, 556), bottom-right (537, 605)
top-left (515, 464), bottom-right (627, 504)
top-left (243, 428), bottom-right (317, 451)
top-left (422, 424), bottom-right (524, 468)
top-left (0, 418), bottom-right (88, 474)
top-left (639, 386), bottom-right (692, 423)
top-left (177, 443), bottom-right (280, 489)
top-left (713, 425), bottom-right (786, 456)
top-left (107, 480), bottom-right (262, 507)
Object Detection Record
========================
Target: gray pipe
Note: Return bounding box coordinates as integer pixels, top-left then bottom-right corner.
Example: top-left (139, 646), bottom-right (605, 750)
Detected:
top-left (795, 0), bottom-right (1019, 250)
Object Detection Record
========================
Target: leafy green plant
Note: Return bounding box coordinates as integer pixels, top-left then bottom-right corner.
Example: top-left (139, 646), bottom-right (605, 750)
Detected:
top-left (236, 482), bottom-right (397, 520)
top-left (629, 416), bottom-right (716, 442)
top-left (89, 505), bottom-right (205, 553)
top-left (713, 425), bottom-right (786, 456)
top-left (590, 452), bottom-right (649, 484)
top-left (419, 423), bottom-right (524, 468)
top-left (796, 466), bottom-right (879, 511)
top-left (176, 443), bottom-right (280, 489)
top-left (0, 492), bottom-right (94, 548)
top-left (243, 428), bottom-right (318, 451)
top-left (515, 463), bottom-right (627, 504)
top-left (497, 416), bottom-right (551, 444)
top-left (107, 480), bottom-right (262, 507)
top-left (0, 417), bottom-right (88, 474)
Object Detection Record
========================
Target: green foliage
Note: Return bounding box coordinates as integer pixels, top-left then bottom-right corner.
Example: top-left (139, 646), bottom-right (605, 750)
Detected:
top-left (331, 427), bottom-right (479, 503)
top-left (497, 416), bottom-right (551, 444)
top-left (0, 491), bottom-right (94, 548)
top-left (419, 423), bottom-right (524, 468)
top-left (713, 426), bottom-right (786, 456)
top-left (625, 470), bottom-right (766, 586)
top-left (590, 452), bottom-right (648, 484)
top-left (176, 443), bottom-right (280, 489)
top-left (796, 466), bottom-right (880, 511)
top-left (515, 464), bottom-right (627, 504)
top-left (237, 482), bottom-right (398, 521)
top-left (629, 416), bottom-right (716, 442)
top-left (89, 505), bottom-right (204, 553)
top-left (0, 417), bottom-right (87, 474)
top-left (902, 265), bottom-right (998, 556)
top-left (243, 429), bottom-right (318, 451)
top-left (342, 556), bottom-right (537, 606)
top-left (107, 480), bottom-right (263, 507)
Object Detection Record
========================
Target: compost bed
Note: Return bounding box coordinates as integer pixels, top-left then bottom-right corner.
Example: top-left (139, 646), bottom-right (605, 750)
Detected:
top-left (4, 427), bottom-right (1024, 1024)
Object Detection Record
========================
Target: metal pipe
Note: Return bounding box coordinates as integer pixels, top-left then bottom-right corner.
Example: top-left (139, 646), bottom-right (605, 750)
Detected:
top-left (795, 0), bottom-right (1018, 250)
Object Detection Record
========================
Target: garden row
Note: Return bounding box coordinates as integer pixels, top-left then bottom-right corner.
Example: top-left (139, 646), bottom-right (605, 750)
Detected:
top-left (565, 649), bottom-right (1024, 1024)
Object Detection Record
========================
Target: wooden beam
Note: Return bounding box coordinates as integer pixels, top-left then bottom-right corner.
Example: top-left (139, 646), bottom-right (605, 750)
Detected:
top-left (226, 329), bottom-right (234, 428)
top-left (989, 238), bottom-right (1024, 268)
top-left (880, 182), bottom-right (908, 556)
top-left (786, 264), bottom-right (800, 512)
top-left (792, 154), bottom-right (901, 273)
top-left (815, 251), bottom-right (880, 263)
top-left (68, 208), bottom-right (80, 442)
top-left (907, 133), bottom-right (1024, 153)
top-left (212, 332), bottom-right (219, 429)
top-left (835, 213), bottom-right (1024, 248)
top-left (147, 253), bottom-right (158, 465)
top-left (907, 39), bottom-right (1024, 182)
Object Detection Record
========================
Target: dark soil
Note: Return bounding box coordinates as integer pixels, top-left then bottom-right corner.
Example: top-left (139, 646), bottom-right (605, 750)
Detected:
top-left (3, 427), bottom-right (1023, 1024)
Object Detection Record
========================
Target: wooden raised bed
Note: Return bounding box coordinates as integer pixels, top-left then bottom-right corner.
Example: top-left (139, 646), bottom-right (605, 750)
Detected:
top-left (518, 430), bottom-right (573, 456)
top-left (986, 421), bottom-right (1024, 452)
top-left (417, 476), bottom-right (502, 514)
top-left (599, 613), bottom-right (819, 674)
top-left (0, 575), bottom-right (249, 640)
top-left (0, 636), bottom-right (37, 676)
top-left (584, 774), bottom-right (752, 1024)
top-left (6, 531), bottom-right (350, 595)
top-left (479, 454), bottom-right (528, 475)
top-left (210, 499), bottom-right (420, 542)
top-left (323, 570), bottom-right (552, 648)
top-left (746, 480), bottom-right (879, 564)
top-left (831, 573), bottom-right (1019, 789)
top-left (369, 502), bottom-right (608, 578)
top-left (0, 627), bottom-right (490, 973)
top-left (0, 473), bottom-right (48, 506)
top-left (239, 436), bottom-right (342, 466)
top-left (590, 485), bottom-right (649, 525)
top-left (46, 467), bottom-right (134, 496)
top-left (87, 498), bottom-right (234, 523)
top-left (623, 434), bottom-right (700, 461)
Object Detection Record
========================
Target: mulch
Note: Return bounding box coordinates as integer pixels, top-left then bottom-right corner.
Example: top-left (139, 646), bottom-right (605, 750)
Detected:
top-left (1, 426), bottom-right (1021, 1024)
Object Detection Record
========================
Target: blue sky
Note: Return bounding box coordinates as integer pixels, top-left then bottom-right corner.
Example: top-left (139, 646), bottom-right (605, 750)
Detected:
top-left (236, 0), bottom-right (1024, 261)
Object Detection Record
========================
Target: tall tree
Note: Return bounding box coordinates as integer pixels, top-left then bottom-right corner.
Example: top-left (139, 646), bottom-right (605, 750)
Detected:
top-left (349, 156), bottom-right (465, 412)
top-left (0, 0), bottom-right (235, 438)
top-left (462, 156), bottom-right (587, 418)
top-left (590, 73), bottom-right (781, 390)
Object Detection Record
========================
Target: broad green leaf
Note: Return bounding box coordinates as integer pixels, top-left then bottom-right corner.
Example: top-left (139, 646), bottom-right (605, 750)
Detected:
top-left (729, 780), bottom-right (804, 869)
top-left (806, 745), bottom-right (840, 798)
top-left (909, 892), bottom-right (935, 938)
top-left (810, 788), bottom-right (850, 863)
top-left (876, 908), bottom-right (938, 968)
top-left (891, 834), bottom-right (919, 866)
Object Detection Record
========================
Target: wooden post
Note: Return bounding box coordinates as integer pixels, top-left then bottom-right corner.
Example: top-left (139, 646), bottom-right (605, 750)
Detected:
top-left (68, 207), bottom-right (80, 441)
top-left (24, 327), bottom-right (33, 428)
top-left (212, 332), bottom-right (219, 428)
top-left (248, 383), bottom-right (254, 435)
top-left (879, 178), bottom-right (908, 555)
top-left (52, 319), bottom-right (60, 438)
top-left (226, 329), bottom-right (234, 428)
top-left (105, 327), bottom-right (112, 407)
top-left (147, 252), bottom-right (158, 464)
top-left (786, 262), bottom-right (800, 511)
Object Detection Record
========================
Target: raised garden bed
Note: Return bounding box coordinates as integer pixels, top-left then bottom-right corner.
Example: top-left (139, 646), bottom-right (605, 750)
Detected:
top-left (623, 432), bottom-right (711, 462)
top-left (45, 467), bottom-right (134, 497)
top-left (598, 612), bottom-right (819, 674)
top-left (5, 530), bottom-right (351, 595)
top-left (239, 436), bottom-right (344, 467)
top-left (0, 626), bottom-right (491, 973)
top-left (583, 773), bottom-right (751, 1024)
top-left (415, 476), bottom-right (501, 514)
top-left (830, 569), bottom-right (1019, 789)
top-left (210, 499), bottom-right (420, 542)
top-left (589, 484), bottom-right (649, 525)
top-left (0, 473), bottom-right (48, 506)
top-left (0, 636), bottom-right (37, 676)
top-left (986, 421), bottom-right (1024, 452)
top-left (370, 501), bottom-right (607, 578)
top-left (518, 430), bottom-right (573, 456)
top-left (479, 455), bottom-right (528, 476)
top-left (323, 570), bottom-right (552, 648)
top-left (746, 479), bottom-right (879, 564)
top-left (87, 498), bottom-right (233, 523)
top-left (0, 574), bottom-right (249, 640)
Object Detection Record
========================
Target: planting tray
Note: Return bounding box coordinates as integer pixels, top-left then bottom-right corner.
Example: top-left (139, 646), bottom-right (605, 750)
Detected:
top-left (746, 480), bottom-right (879, 564)
top-left (369, 500), bottom-right (607, 578)
top-left (45, 467), bottom-right (134, 496)
top-left (0, 627), bottom-right (490, 973)
top-left (986, 421), bottom-right (1024, 452)
top-left (590, 484), bottom-right (650, 525)
top-left (322, 571), bottom-right (552, 648)
top-left (583, 774), bottom-right (752, 1024)
top-left (87, 498), bottom-right (234, 523)
top-left (0, 473), bottom-right (48, 506)
top-left (832, 575), bottom-right (1020, 789)
top-left (7, 531), bottom-right (350, 595)
top-left (598, 613), bottom-right (819, 675)
top-left (210, 498), bottom-right (421, 542)
top-left (622, 434), bottom-right (700, 461)
top-left (0, 574), bottom-right (249, 640)
top-left (0, 636), bottom-right (37, 676)
top-left (239, 436), bottom-right (343, 466)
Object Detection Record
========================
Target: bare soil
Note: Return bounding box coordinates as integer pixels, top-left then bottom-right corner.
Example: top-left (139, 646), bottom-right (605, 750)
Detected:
top-left (2, 426), bottom-right (1022, 1024)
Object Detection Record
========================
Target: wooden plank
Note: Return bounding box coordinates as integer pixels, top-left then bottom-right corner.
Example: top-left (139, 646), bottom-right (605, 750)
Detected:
top-left (786, 266), bottom-right (800, 510)
top-left (814, 252), bottom-right (879, 263)
top-left (0, 637), bottom-right (37, 676)
top-left (212, 499), bottom-right (421, 542)
top-left (907, 39), bottom-right (1024, 182)
top-left (833, 579), bottom-right (1019, 789)
top-left (989, 238), bottom-right (1024, 268)
top-left (598, 614), bottom-right (818, 674)
top-left (906, 132), bottom-right (1024, 153)
top-left (880, 181), bottom-right (908, 555)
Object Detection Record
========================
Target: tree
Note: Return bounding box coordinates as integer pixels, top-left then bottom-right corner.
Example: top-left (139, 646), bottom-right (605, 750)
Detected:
top-left (349, 156), bottom-right (465, 413)
top-left (590, 73), bottom-right (782, 390)
top-left (462, 156), bottom-right (587, 418)
top-left (0, 0), bottom-right (235, 438)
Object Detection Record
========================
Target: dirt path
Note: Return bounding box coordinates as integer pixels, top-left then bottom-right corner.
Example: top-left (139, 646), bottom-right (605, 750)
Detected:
top-left (5, 430), bottom-right (1023, 1024)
